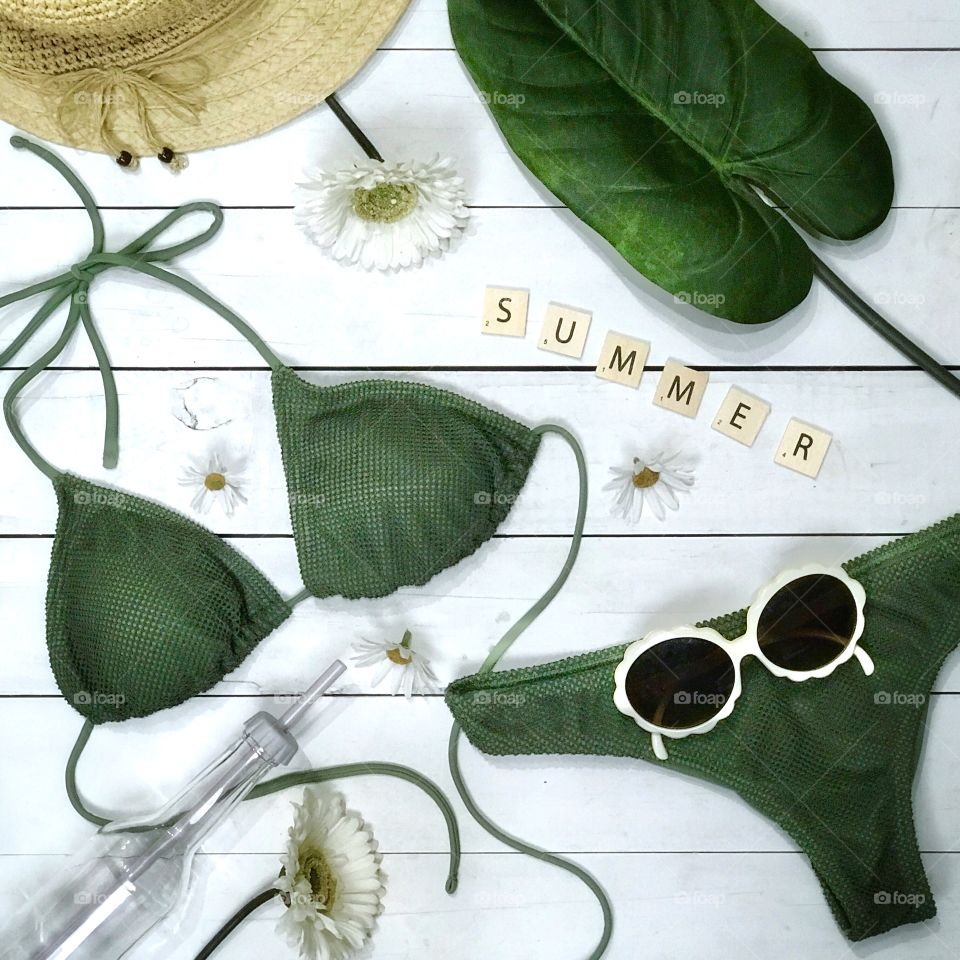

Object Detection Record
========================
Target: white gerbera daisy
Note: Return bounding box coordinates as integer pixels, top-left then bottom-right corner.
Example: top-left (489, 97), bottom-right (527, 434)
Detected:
top-left (295, 156), bottom-right (469, 271)
top-left (178, 452), bottom-right (248, 517)
top-left (603, 453), bottom-right (695, 522)
top-left (276, 789), bottom-right (384, 960)
top-left (351, 629), bottom-right (438, 698)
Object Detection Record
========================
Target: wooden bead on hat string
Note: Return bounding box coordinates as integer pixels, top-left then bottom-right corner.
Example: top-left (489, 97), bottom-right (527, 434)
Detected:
top-left (110, 92), bottom-right (375, 174)
top-left (114, 144), bottom-right (188, 172)
top-left (40, 59), bottom-right (200, 173)
top-left (157, 145), bottom-right (189, 172)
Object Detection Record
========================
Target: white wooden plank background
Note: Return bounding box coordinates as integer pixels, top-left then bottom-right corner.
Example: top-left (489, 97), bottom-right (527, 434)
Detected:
top-left (1, 1), bottom-right (959, 958)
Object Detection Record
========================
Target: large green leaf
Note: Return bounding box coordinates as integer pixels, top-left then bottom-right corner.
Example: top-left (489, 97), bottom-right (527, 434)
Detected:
top-left (450, 0), bottom-right (894, 323)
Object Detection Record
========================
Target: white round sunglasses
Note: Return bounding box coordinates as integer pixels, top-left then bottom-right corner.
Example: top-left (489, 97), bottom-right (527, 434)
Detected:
top-left (613, 565), bottom-right (874, 761)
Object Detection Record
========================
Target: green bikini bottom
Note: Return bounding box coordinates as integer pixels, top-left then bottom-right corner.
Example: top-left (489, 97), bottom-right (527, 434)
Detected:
top-left (447, 513), bottom-right (960, 942)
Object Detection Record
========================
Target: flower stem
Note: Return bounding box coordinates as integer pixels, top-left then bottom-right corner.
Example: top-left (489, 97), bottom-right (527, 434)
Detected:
top-left (811, 251), bottom-right (960, 400)
top-left (192, 887), bottom-right (278, 960)
top-left (325, 94), bottom-right (384, 162)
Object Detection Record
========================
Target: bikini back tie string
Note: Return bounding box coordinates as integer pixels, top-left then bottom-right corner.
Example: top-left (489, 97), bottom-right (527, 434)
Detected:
top-left (449, 424), bottom-right (614, 960)
top-left (0, 134), bottom-right (280, 478)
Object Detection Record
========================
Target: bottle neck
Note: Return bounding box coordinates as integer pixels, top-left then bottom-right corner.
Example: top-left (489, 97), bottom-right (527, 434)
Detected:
top-left (108, 733), bottom-right (276, 867)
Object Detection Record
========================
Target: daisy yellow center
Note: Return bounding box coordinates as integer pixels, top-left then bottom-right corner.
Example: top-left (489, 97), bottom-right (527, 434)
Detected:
top-left (300, 848), bottom-right (338, 910)
top-left (387, 647), bottom-right (413, 665)
top-left (204, 472), bottom-right (227, 492)
top-left (352, 181), bottom-right (418, 223)
top-left (632, 467), bottom-right (660, 489)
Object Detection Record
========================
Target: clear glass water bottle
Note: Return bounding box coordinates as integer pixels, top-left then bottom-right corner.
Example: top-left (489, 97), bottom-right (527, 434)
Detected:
top-left (1, 660), bottom-right (345, 960)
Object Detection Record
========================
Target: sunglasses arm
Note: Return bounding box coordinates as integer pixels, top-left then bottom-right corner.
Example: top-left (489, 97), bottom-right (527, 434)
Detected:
top-left (651, 733), bottom-right (669, 761)
top-left (854, 646), bottom-right (875, 676)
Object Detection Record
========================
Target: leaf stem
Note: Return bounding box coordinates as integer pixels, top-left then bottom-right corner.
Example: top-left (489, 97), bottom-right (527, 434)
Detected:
top-left (324, 94), bottom-right (384, 162)
top-left (811, 251), bottom-right (960, 400)
top-left (192, 887), bottom-right (278, 960)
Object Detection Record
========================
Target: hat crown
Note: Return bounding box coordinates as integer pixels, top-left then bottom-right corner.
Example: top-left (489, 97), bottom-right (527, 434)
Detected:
top-left (0, 0), bottom-right (201, 37)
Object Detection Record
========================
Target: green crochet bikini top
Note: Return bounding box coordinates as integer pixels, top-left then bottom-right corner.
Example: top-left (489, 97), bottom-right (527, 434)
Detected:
top-left (1, 136), bottom-right (569, 724)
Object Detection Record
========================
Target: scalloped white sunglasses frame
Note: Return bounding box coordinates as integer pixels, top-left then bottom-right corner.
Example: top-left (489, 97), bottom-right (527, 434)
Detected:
top-left (613, 565), bottom-right (874, 761)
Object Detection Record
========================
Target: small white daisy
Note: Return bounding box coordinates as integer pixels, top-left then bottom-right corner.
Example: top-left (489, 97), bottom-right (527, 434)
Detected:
top-left (276, 788), bottom-right (384, 960)
top-left (351, 629), bottom-right (438, 698)
top-left (295, 156), bottom-right (469, 271)
top-left (179, 452), bottom-right (248, 517)
top-left (603, 453), bottom-right (695, 522)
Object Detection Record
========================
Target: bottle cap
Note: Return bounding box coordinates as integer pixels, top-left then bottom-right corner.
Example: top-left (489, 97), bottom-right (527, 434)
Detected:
top-left (242, 711), bottom-right (298, 766)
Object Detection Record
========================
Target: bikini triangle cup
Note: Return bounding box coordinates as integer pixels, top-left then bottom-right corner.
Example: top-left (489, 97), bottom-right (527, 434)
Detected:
top-left (2, 137), bottom-right (619, 952)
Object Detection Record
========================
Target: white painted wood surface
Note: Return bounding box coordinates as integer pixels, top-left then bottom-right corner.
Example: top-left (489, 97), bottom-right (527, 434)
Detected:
top-left (1, 1), bottom-right (959, 958)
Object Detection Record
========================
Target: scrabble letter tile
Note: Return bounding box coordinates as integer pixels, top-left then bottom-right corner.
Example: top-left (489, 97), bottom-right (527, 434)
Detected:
top-left (775, 419), bottom-right (833, 478)
top-left (595, 331), bottom-right (650, 388)
top-left (482, 286), bottom-right (529, 337)
top-left (712, 386), bottom-right (771, 446)
top-left (653, 359), bottom-right (709, 418)
top-left (538, 302), bottom-right (592, 358)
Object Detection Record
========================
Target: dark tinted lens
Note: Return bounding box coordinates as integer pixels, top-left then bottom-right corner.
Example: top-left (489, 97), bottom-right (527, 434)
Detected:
top-left (624, 636), bottom-right (736, 730)
top-left (757, 574), bottom-right (858, 671)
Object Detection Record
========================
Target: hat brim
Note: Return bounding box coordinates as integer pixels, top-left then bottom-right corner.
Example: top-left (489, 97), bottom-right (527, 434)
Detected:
top-left (0, 0), bottom-right (411, 155)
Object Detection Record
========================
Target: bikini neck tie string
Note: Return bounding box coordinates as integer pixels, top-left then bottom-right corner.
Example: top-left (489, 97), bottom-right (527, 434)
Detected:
top-left (0, 135), bottom-right (282, 480)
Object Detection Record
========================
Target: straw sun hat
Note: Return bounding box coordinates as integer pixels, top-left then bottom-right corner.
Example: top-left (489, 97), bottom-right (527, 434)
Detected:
top-left (0, 0), bottom-right (411, 166)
